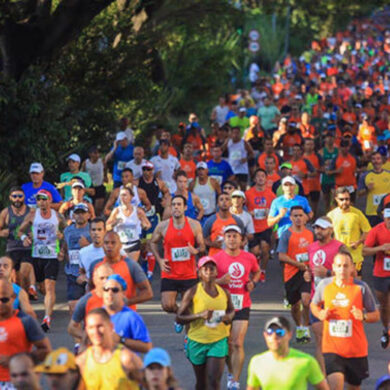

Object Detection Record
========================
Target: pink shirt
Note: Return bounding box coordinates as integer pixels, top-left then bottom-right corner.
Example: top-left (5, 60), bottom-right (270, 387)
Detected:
top-left (213, 250), bottom-right (259, 311)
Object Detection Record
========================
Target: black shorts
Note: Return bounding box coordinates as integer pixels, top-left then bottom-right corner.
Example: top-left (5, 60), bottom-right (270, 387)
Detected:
top-left (124, 240), bottom-right (141, 253)
top-left (324, 353), bottom-right (369, 386)
top-left (284, 271), bottom-right (311, 305)
top-left (235, 174), bottom-right (248, 183)
top-left (6, 250), bottom-right (32, 272)
top-left (66, 274), bottom-right (86, 301)
top-left (33, 258), bottom-right (59, 283)
top-left (233, 307), bottom-right (250, 321)
top-left (373, 276), bottom-right (390, 293)
top-left (160, 278), bottom-right (198, 294)
top-left (249, 230), bottom-right (272, 248)
top-left (92, 185), bottom-right (106, 200)
top-left (309, 191), bottom-right (321, 202)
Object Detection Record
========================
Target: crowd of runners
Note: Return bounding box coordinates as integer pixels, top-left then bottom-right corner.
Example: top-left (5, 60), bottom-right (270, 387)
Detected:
top-left (1, 9), bottom-right (390, 390)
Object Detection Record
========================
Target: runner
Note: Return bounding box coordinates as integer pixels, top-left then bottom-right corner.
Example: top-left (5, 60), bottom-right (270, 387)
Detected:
top-left (203, 192), bottom-right (245, 257)
top-left (76, 308), bottom-right (143, 389)
top-left (247, 316), bottom-right (328, 390)
top-left (106, 186), bottom-right (151, 261)
top-left (311, 251), bottom-right (380, 390)
top-left (0, 186), bottom-right (36, 297)
top-left (278, 205), bottom-right (314, 343)
top-left (271, 163), bottom-right (305, 196)
top-left (150, 195), bottom-right (205, 332)
top-left (246, 168), bottom-right (276, 282)
top-left (213, 225), bottom-right (260, 390)
top-left (18, 189), bottom-right (67, 332)
top-left (257, 137), bottom-right (281, 170)
top-left (125, 146), bottom-right (147, 180)
top-left (176, 256), bottom-right (235, 390)
top-left (9, 353), bottom-right (40, 390)
top-left (207, 144), bottom-right (235, 186)
top-left (327, 187), bottom-right (371, 277)
top-left (363, 206), bottom-right (390, 348)
top-left (179, 143), bottom-right (197, 183)
top-left (0, 278), bottom-right (51, 388)
top-left (264, 156), bottom-right (281, 190)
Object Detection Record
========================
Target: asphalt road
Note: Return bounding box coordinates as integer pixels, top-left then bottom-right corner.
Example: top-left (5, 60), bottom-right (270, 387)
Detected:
top-left (32, 252), bottom-right (389, 390)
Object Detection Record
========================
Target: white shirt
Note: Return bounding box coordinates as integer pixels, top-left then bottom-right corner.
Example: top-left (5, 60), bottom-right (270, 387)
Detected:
top-left (150, 155), bottom-right (180, 192)
top-left (124, 127), bottom-right (134, 144)
top-left (79, 244), bottom-right (105, 279)
top-left (126, 159), bottom-right (146, 180)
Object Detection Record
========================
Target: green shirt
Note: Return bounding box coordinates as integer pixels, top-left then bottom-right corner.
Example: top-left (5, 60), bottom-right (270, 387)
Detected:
top-left (247, 348), bottom-right (324, 389)
top-left (60, 171), bottom-right (92, 201)
top-left (229, 116), bottom-right (250, 137)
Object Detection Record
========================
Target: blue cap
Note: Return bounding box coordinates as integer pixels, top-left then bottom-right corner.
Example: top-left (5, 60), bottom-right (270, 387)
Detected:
top-left (144, 348), bottom-right (171, 368)
top-left (375, 374), bottom-right (390, 390)
top-left (106, 274), bottom-right (127, 291)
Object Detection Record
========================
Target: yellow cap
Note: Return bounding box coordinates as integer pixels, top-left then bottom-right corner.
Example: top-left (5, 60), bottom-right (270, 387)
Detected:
top-left (35, 348), bottom-right (77, 374)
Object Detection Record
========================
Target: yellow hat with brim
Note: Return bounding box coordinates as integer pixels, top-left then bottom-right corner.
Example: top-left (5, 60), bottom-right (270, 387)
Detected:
top-left (35, 348), bottom-right (77, 374)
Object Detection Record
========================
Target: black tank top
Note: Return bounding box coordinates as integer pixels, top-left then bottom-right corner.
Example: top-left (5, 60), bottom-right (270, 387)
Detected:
top-left (138, 176), bottom-right (163, 216)
top-left (7, 205), bottom-right (31, 252)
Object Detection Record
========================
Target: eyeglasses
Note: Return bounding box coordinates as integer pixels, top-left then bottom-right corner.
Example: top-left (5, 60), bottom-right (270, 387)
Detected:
top-left (10, 194), bottom-right (24, 199)
top-left (36, 196), bottom-right (48, 201)
top-left (337, 197), bottom-right (350, 202)
top-left (265, 328), bottom-right (286, 337)
top-left (103, 287), bottom-right (121, 293)
top-left (0, 297), bottom-right (11, 304)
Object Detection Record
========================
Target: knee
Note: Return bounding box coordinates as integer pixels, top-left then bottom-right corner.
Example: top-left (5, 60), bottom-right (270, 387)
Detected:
top-left (230, 338), bottom-right (244, 350)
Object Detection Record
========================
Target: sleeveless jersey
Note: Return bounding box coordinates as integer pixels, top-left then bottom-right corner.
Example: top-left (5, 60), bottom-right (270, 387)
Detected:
top-left (32, 209), bottom-right (59, 259)
top-left (321, 147), bottom-right (338, 185)
top-left (163, 217), bottom-right (196, 280)
top-left (12, 283), bottom-right (22, 311)
top-left (138, 176), bottom-right (163, 217)
top-left (82, 345), bottom-right (138, 390)
top-left (114, 207), bottom-right (142, 249)
top-left (85, 158), bottom-right (104, 187)
top-left (193, 178), bottom-right (216, 216)
top-left (188, 283), bottom-right (230, 343)
top-left (228, 139), bottom-right (248, 174)
top-left (6, 206), bottom-right (30, 252)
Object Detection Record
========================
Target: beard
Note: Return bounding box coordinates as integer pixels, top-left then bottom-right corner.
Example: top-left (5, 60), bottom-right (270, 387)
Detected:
top-left (11, 201), bottom-right (23, 209)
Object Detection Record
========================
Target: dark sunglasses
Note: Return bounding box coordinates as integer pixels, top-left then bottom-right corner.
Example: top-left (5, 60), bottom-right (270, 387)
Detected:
top-left (0, 297), bottom-right (11, 304)
top-left (10, 194), bottom-right (24, 199)
top-left (265, 328), bottom-right (286, 337)
top-left (36, 196), bottom-right (48, 201)
top-left (103, 287), bottom-right (120, 293)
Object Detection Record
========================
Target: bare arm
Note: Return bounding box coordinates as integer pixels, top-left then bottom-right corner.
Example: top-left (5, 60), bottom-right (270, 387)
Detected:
top-left (192, 194), bottom-right (204, 220)
top-left (137, 208), bottom-right (151, 230)
top-left (104, 142), bottom-right (118, 164)
top-left (315, 380), bottom-right (330, 390)
top-left (106, 208), bottom-right (119, 231)
top-left (279, 252), bottom-right (308, 272)
top-left (18, 289), bottom-right (37, 319)
top-left (31, 337), bottom-right (51, 363)
top-left (128, 280), bottom-right (153, 306)
top-left (0, 208), bottom-right (9, 238)
top-left (150, 221), bottom-right (171, 273)
top-left (176, 286), bottom-right (203, 324)
top-left (121, 348), bottom-right (144, 385)
top-left (67, 319), bottom-right (83, 341)
top-left (113, 333), bottom-right (152, 353)
top-left (245, 141), bottom-right (254, 159)
top-left (363, 242), bottom-right (390, 257)
top-left (137, 188), bottom-right (151, 211)
top-left (210, 178), bottom-right (221, 194)
top-left (104, 188), bottom-right (120, 217)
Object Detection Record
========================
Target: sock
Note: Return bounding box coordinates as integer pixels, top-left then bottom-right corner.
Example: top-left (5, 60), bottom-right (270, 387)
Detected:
top-left (147, 252), bottom-right (156, 273)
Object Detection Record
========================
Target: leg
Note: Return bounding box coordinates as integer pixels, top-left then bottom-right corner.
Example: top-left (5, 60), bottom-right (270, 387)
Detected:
top-left (375, 290), bottom-right (390, 329)
top-left (206, 357), bottom-right (225, 390)
top-left (20, 262), bottom-right (35, 291)
top-left (291, 301), bottom-right (302, 327)
top-left (328, 372), bottom-right (345, 390)
top-left (192, 364), bottom-right (207, 390)
top-left (312, 321), bottom-right (325, 374)
top-left (161, 291), bottom-right (179, 313)
top-left (301, 292), bottom-right (311, 326)
top-left (44, 279), bottom-right (56, 317)
top-left (68, 300), bottom-right (78, 317)
top-left (94, 198), bottom-right (105, 217)
top-left (260, 241), bottom-right (270, 272)
top-left (228, 320), bottom-right (248, 382)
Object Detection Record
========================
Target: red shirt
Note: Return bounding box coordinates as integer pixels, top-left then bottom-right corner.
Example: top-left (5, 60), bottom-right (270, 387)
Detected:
top-left (180, 159), bottom-right (197, 180)
top-left (364, 222), bottom-right (390, 278)
top-left (214, 250), bottom-right (259, 310)
top-left (334, 154), bottom-right (357, 189)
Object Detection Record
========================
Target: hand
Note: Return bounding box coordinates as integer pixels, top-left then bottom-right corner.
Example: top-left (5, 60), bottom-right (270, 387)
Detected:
top-left (279, 207), bottom-right (288, 218)
top-left (240, 158), bottom-right (247, 164)
top-left (0, 228), bottom-right (9, 238)
top-left (297, 262), bottom-right (308, 272)
top-left (187, 242), bottom-right (198, 255)
top-left (23, 236), bottom-right (32, 247)
top-left (76, 274), bottom-right (87, 285)
top-left (78, 236), bottom-right (90, 248)
top-left (158, 258), bottom-right (171, 273)
top-left (221, 314), bottom-right (232, 325)
top-left (212, 238), bottom-right (223, 249)
top-left (246, 280), bottom-right (256, 292)
top-left (219, 272), bottom-right (231, 285)
top-left (318, 308), bottom-right (330, 321)
top-left (367, 182), bottom-right (374, 191)
top-left (58, 247), bottom-right (65, 262)
top-left (350, 241), bottom-right (361, 249)
top-left (199, 310), bottom-right (213, 320)
top-left (350, 305), bottom-right (364, 321)
top-left (381, 243), bottom-right (390, 252)
top-left (313, 265), bottom-right (328, 278)
top-left (303, 269), bottom-right (312, 282)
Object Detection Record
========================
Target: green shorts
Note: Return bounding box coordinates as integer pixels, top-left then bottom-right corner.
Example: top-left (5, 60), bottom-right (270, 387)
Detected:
top-left (186, 337), bottom-right (228, 366)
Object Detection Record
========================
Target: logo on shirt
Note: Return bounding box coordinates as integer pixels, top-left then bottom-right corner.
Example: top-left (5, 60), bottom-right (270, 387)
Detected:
top-left (332, 292), bottom-right (349, 308)
top-left (229, 262), bottom-right (245, 279)
top-left (0, 327), bottom-right (8, 342)
top-left (313, 250), bottom-right (326, 266)
top-left (299, 237), bottom-right (310, 248)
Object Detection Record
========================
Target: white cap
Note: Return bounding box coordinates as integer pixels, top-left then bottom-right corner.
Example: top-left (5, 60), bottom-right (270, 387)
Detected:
top-left (281, 176), bottom-right (296, 185)
top-left (295, 94), bottom-right (303, 100)
top-left (384, 209), bottom-right (390, 218)
top-left (29, 162), bottom-right (44, 173)
top-left (141, 161), bottom-right (154, 169)
top-left (196, 161), bottom-right (208, 170)
top-left (314, 218), bottom-right (333, 229)
top-left (231, 190), bottom-right (246, 199)
top-left (239, 107), bottom-right (247, 112)
top-left (67, 154), bottom-right (81, 163)
top-left (72, 180), bottom-right (85, 189)
top-left (116, 131), bottom-right (127, 141)
top-left (223, 224), bottom-right (242, 234)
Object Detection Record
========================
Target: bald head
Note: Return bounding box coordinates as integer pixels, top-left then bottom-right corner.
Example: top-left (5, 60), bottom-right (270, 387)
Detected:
top-left (10, 353), bottom-right (40, 390)
top-left (0, 277), bottom-right (13, 295)
top-left (103, 231), bottom-right (121, 260)
top-left (93, 263), bottom-right (114, 291)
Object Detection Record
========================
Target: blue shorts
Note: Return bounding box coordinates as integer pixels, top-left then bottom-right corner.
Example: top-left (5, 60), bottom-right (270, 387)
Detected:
top-left (66, 274), bottom-right (85, 301)
top-left (309, 307), bottom-right (320, 325)
top-left (142, 214), bottom-right (159, 240)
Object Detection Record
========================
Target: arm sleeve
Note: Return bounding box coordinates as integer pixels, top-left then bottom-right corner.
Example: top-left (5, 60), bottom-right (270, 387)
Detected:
top-left (360, 281), bottom-right (378, 312)
top-left (127, 259), bottom-right (147, 283)
top-left (277, 230), bottom-right (290, 254)
top-left (202, 215), bottom-right (216, 238)
top-left (72, 294), bottom-right (89, 322)
top-left (307, 356), bottom-right (325, 385)
top-left (21, 315), bottom-right (46, 342)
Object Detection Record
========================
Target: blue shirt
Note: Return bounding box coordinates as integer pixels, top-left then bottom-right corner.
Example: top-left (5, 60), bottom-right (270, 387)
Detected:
top-left (22, 181), bottom-right (62, 207)
top-left (207, 160), bottom-right (234, 185)
top-left (113, 144), bottom-right (134, 182)
top-left (269, 195), bottom-right (312, 237)
top-left (12, 283), bottom-right (22, 310)
top-left (110, 306), bottom-right (151, 343)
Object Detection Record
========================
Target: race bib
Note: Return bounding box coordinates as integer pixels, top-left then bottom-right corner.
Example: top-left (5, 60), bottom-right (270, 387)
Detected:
top-left (210, 175), bottom-right (222, 184)
top-left (346, 185), bottom-right (355, 194)
top-left (254, 208), bottom-right (266, 220)
top-left (145, 205), bottom-right (156, 217)
top-left (68, 249), bottom-right (81, 265)
top-left (117, 161), bottom-right (127, 170)
top-left (373, 193), bottom-right (385, 206)
top-left (205, 310), bottom-right (226, 328)
top-left (231, 151), bottom-right (241, 161)
top-left (296, 252), bottom-right (309, 262)
top-left (329, 320), bottom-right (352, 338)
top-left (200, 199), bottom-right (210, 209)
top-left (384, 257), bottom-right (390, 271)
top-left (231, 294), bottom-right (244, 310)
top-left (171, 247), bottom-right (190, 262)
top-left (33, 244), bottom-right (57, 259)
top-left (119, 227), bottom-right (135, 242)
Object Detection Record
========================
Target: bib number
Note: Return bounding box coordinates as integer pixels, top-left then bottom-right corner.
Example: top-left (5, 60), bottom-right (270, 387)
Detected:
top-left (119, 227), bottom-right (135, 242)
top-left (171, 247), bottom-right (190, 262)
top-left (205, 310), bottom-right (225, 328)
top-left (210, 175), bottom-right (222, 184)
top-left (68, 249), bottom-right (81, 265)
top-left (200, 199), bottom-right (210, 209)
top-left (34, 244), bottom-right (56, 259)
top-left (254, 208), bottom-right (266, 220)
top-left (296, 252), bottom-right (309, 262)
top-left (117, 161), bottom-right (127, 170)
top-left (231, 151), bottom-right (241, 161)
top-left (373, 193), bottom-right (385, 206)
top-left (329, 320), bottom-right (352, 337)
top-left (346, 185), bottom-right (355, 194)
top-left (384, 257), bottom-right (390, 271)
top-left (231, 294), bottom-right (243, 310)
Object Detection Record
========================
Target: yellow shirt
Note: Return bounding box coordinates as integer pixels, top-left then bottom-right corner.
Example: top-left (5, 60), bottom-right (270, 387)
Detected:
top-left (188, 283), bottom-right (230, 344)
top-left (82, 346), bottom-right (139, 390)
top-left (327, 206), bottom-right (371, 266)
top-left (364, 170), bottom-right (390, 215)
top-left (366, 161), bottom-right (390, 171)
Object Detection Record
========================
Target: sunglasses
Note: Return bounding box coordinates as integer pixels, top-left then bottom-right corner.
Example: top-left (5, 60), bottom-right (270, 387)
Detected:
top-left (103, 287), bottom-right (121, 293)
top-left (10, 194), bottom-right (24, 199)
top-left (265, 328), bottom-right (286, 337)
top-left (0, 297), bottom-right (11, 304)
top-left (36, 196), bottom-right (48, 201)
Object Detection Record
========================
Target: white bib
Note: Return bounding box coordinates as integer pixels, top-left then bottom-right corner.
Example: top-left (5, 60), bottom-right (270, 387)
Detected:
top-left (205, 310), bottom-right (226, 328)
top-left (231, 294), bottom-right (243, 310)
top-left (171, 247), bottom-right (190, 262)
top-left (254, 208), bottom-right (266, 220)
top-left (296, 252), bottom-right (309, 262)
top-left (373, 193), bottom-right (386, 206)
top-left (117, 161), bottom-right (127, 170)
top-left (329, 319), bottom-right (352, 338)
top-left (68, 249), bottom-right (81, 265)
top-left (210, 175), bottom-right (222, 184)
top-left (384, 257), bottom-right (390, 271)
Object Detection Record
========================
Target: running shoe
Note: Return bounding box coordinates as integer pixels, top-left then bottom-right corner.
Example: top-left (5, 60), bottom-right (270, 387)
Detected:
top-left (283, 298), bottom-right (291, 309)
top-left (380, 329), bottom-right (389, 349)
top-left (183, 335), bottom-right (188, 352)
top-left (227, 373), bottom-right (234, 389)
top-left (41, 316), bottom-right (51, 332)
top-left (147, 271), bottom-right (153, 281)
top-left (28, 285), bottom-right (38, 301)
top-left (174, 322), bottom-right (183, 334)
top-left (259, 270), bottom-right (266, 283)
top-left (303, 327), bottom-right (311, 343)
top-left (295, 328), bottom-right (305, 343)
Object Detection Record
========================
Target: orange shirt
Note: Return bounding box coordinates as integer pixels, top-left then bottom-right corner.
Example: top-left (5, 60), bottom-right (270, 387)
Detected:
top-left (180, 159), bottom-right (197, 180)
top-left (304, 152), bottom-right (322, 192)
top-left (265, 172), bottom-right (281, 190)
top-left (299, 123), bottom-right (316, 139)
top-left (207, 214), bottom-right (238, 256)
top-left (257, 152), bottom-right (280, 170)
top-left (280, 133), bottom-right (303, 160)
top-left (334, 154), bottom-right (357, 189)
top-left (290, 158), bottom-right (313, 195)
top-left (357, 124), bottom-right (377, 150)
top-left (245, 187), bottom-right (276, 233)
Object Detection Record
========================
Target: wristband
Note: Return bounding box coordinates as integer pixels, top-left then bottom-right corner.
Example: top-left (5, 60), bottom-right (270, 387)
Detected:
top-left (326, 269), bottom-right (331, 277)
top-left (20, 234), bottom-right (27, 241)
top-left (120, 336), bottom-right (126, 344)
top-left (363, 313), bottom-right (367, 322)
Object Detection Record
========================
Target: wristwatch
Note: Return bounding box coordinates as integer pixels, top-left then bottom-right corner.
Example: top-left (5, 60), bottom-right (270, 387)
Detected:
top-left (120, 336), bottom-right (126, 344)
